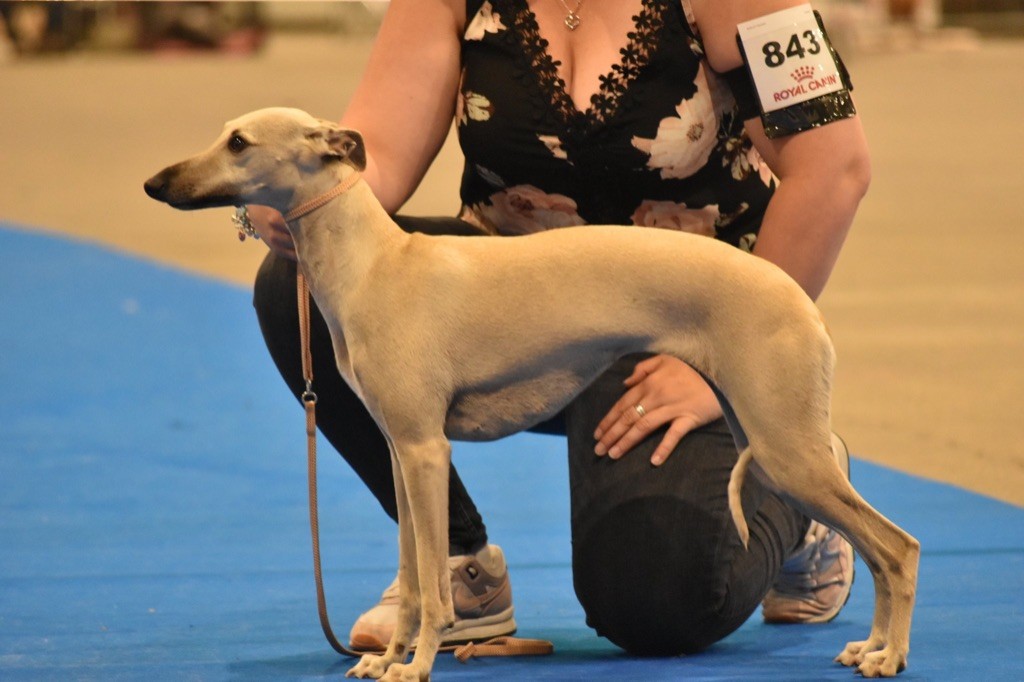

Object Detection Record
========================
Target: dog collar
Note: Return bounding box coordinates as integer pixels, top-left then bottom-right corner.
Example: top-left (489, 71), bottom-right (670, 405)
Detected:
top-left (284, 172), bottom-right (363, 224)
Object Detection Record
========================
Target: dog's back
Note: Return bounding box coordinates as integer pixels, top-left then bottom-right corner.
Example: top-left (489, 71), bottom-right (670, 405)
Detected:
top-left (383, 224), bottom-right (829, 444)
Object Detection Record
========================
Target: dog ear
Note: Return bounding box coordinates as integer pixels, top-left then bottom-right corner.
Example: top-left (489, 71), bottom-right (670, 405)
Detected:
top-left (309, 122), bottom-right (366, 171)
top-left (328, 129), bottom-right (367, 171)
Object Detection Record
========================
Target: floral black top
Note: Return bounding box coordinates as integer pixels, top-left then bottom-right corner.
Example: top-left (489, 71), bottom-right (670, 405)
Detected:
top-left (456, 0), bottom-right (775, 251)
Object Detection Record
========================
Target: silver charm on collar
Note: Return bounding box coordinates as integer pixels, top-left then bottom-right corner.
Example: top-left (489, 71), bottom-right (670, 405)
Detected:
top-left (231, 205), bottom-right (259, 242)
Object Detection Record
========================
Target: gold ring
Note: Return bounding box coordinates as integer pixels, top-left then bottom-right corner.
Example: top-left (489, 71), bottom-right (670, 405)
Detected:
top-left (634, 404), bottom-right (646, 418)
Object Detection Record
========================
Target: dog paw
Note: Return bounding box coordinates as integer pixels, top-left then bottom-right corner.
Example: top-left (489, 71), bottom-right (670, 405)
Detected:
top-left (835, 638), bottom-right (883, 667)
top-left (380, 662), bottom-right (429, 682)
top-left (835, 641), bottom-right (864, 667)
top-left (857, 648), bottom-right (907, 678)
top-left (346, 653), bottom-right (390, 679)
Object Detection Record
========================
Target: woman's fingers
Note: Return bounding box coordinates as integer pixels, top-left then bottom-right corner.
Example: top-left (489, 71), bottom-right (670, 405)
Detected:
top-left (594, 398), bottom-right (653, 457)
top-left (594, 355), bottom-right (723, 464)
top-left (247, 204), bottom-right (298, 260)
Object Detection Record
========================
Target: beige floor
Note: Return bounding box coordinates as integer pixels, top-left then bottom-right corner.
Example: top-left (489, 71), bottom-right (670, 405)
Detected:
top-left (1, 33), bottom-right (1021, 506)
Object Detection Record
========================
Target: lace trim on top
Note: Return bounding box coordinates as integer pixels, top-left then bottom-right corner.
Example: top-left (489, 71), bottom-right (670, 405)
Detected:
top-left (680, 0), bottom-right (700, 39)
top-left (505, 0), bottom-right (667, 128)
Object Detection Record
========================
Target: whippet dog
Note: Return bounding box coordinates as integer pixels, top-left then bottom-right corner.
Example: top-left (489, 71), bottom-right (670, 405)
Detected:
top-left (145, 107), bottom-right (919, 681)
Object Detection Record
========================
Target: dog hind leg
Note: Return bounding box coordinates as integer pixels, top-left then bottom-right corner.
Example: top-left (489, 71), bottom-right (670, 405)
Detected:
top-left (714, 332), bottom-right (918, 677)
top-left (753, 432), bottom-right (920, 678)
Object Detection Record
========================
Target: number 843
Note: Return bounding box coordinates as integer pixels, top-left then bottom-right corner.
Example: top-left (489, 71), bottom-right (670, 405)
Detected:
top-left (763, 31), bottom-right (822, 68)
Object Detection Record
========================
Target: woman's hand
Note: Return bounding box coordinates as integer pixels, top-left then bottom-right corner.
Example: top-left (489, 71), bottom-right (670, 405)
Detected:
top-left (593, 355), bottom-right (723, 466)
top-left (246, 204), bottom-right (297, 260)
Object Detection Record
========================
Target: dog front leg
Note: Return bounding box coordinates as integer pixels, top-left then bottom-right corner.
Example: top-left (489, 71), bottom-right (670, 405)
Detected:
top-left (380, 436), bottom-right (453, 682)
top-left (347, 446), bottom-right (421, 679)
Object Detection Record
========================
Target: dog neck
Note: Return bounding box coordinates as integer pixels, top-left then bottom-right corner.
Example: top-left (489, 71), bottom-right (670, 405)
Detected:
top-left (284, 172), bottom-right (406, 320)
top-left (283, 170), bottom-right (363, 224)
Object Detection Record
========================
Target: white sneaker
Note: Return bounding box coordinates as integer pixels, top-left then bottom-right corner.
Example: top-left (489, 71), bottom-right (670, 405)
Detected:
top-left (348, 544), bottom-right (517, 651)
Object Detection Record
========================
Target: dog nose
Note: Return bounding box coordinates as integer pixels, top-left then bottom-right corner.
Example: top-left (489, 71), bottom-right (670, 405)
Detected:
top-left (144, 174), bottom-right (166, 200)
top-left (144, 167), bottom-right (177, 200)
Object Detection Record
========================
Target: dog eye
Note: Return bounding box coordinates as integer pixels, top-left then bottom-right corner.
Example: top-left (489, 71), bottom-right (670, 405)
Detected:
top-left (228, 135), bottom-right (249, 153)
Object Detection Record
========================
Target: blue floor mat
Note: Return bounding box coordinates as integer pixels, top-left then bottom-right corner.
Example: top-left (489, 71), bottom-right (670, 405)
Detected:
top-left (1, 223), bottom-right (1022, 681)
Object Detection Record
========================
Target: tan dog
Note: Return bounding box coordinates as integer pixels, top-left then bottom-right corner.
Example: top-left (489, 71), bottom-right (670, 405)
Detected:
top-left (145, 107), bottom-right (919, 681)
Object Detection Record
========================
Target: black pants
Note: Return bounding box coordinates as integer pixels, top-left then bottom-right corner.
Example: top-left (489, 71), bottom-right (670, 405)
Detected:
top-left (252, 216), bottom-right (808, 656)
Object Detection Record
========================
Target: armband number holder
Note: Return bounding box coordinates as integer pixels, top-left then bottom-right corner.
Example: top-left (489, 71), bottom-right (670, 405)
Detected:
top-left (736, 5), bottom-right (856, 139)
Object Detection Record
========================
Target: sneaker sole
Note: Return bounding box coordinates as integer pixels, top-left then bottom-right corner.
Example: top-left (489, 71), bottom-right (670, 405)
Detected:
top-left (443, 606), bottom-right (517, 644)
top-left (762, 553), bottom-right (855, 624)
top-left (348, 607), bottom-right (517, 652)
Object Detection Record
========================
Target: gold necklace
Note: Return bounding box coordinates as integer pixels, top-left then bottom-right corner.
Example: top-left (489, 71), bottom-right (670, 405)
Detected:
top-left (556, 0), bottom-right (583, 30)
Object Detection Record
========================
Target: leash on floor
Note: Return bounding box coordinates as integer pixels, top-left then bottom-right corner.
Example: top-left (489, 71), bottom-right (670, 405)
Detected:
top-left (297, 272), bottom-right (554, 662)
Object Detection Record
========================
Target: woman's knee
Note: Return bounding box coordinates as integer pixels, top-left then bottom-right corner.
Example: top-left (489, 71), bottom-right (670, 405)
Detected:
top-left (571, 496), bottom-right (735, 656)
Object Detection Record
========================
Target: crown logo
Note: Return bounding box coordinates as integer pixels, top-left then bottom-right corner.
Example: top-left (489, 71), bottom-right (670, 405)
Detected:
top-left (791, 66), bottom-right (816, 83)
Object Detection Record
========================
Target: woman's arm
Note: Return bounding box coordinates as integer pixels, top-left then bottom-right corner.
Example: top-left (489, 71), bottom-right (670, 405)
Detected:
top-left (342, 0), bottom-right (465, 212)
top-left (744, 117), bottom-right (870, 300)
top-left (249, 0), bottom-right (465, 255)
top-left (692, 0), bottom-right (871, 299)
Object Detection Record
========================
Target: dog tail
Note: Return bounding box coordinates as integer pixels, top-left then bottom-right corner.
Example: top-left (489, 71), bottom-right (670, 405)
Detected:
top-left (727, 447), bottom-right (754, 549)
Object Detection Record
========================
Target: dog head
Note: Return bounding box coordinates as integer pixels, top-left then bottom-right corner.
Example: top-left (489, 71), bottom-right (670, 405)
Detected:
top-left (144, 107), bottom-right (366, 213)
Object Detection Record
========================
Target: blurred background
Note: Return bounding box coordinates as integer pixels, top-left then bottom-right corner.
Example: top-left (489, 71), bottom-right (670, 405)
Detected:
top-left (0, 0), bottom-right (1005, 57)
top-left (1, 1), bottom-right (1021, 506)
